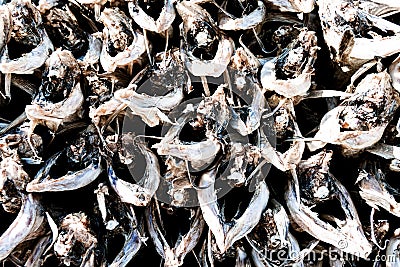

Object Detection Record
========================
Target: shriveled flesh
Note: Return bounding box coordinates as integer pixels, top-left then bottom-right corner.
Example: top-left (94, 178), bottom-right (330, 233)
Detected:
top-left (54, 212), bottom-right (98, 266)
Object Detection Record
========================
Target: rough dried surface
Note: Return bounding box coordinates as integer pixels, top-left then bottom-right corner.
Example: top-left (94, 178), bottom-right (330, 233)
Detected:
top-left (2, 0), bottom-right (400, 266)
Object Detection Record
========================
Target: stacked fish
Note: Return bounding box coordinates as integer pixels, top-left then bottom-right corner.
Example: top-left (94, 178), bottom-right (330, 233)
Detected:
top-left (1, 0), bottom-right (400, 266)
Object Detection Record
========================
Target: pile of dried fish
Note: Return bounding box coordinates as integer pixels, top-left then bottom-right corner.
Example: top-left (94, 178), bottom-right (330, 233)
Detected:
top-left (2, 0), bottom-right (400, 266)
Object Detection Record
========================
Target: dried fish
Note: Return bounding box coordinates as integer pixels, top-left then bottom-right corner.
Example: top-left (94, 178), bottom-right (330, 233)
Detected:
top-left (356, 161), bottom-right (400, 217)
top-left (197, 168), bottom-right (269, 253)
top-left (25, 49), bottom-right (84, 133)
top-left (318, 0), bottom-right (400, 70)
top-left (0, 0), bottom-right (399, 264)
top-left (26, 126), bottom-right (102, 192)
top-left (92, 50), bottom-right (186, 128)
top-left (108, 136), bottom-right (160, 206)
top-left (248, 200), bottom-right (303, 267)
top-left (0, 0), bottom-right (54, 98)
top-left (109, 205), bottom-right (143, 267)
top-left (217, 0), bottom-right (266, 31)
top-left (39, 0), bottom-right (101, 66)
top-left (0, 194), bottom-right (45, 260)
top-left (154, 138), bottom-right (220, 170)
top-left (114, 84), bottom-right (183, 127)
top-left (309, 71), bottom-right (400, 154)
top-left (53, 212), bottom-right (98, 266)
top-left (146, 203), bottom-right (205, 266)
top-left (128, 0), bottom-right (176, 33)
top-left (260, 28), bottom-right (318, 98)
top-left (0, 151), bottom-right (30, 213)
top-left (177, 1), bottom-right (234, 77)
top-left (99, 7), bottom-right (146, 73)
top-left (261, 100), bottom-right (305, 172)
top-left (285, 151), bottom-right (372, 258)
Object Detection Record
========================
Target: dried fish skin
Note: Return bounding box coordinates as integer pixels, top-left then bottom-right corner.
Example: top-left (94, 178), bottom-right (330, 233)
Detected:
top-left (177, 1), bottom-right (234, 77)
top-left (265, 0), bottom-right (315, 13)
top-left (218, 0), bottom-right (266, 30)
top-left (318, 0), bottom-right (400, 69)
top-left (309, 71), bottom-right (400, 153)
top-left (153, 137), bottom-right (221, 170)
top-left (25, 49), bottom-right (84, 133)
top-left (260, 100), bottom-right (305, 172)
top-left (99, 7), bottom-right (146, 72)
top-left (54, 212), bottom-right (98, 267)
top-left (260, 28), bottom-right (318, 98)
top-left (92, 50), bottom-right (186, 127)
top-left (41, 4), bottom-right (89, 57)
top-left (39, 1), bottom-right (102, 65)
top-left (285, 151), bottom-right (372, 258)
top-left (109, 222), bottom-right (143, 267)
top-left (197, 169), bottom-right (269, 253)
top-left (114, 84), bottom-right (183, 127)
top-left (0, 194), bottom-right (45, 261)
top-left (128, 0), bottom-right (176, 33)
top-left (146, 203), bottom-right (204, 267)
top-left (24, 235), bottom-right (52, 267)
top-left (249, 200), bottom-right (303, 267)
top-left (356, 165), bottom-right (400, 217)
top-left (108, 139), bottom-right (161, 207)
top-left (0, 123), bottom-right (43, 161)
top-left (0, 4), bottom-right (11, 56)
top-left (0, 0), bottom-right (54, 74)
top-left (389, 54), bottom-right (400, 92)
top-left (0, 151), bottom-right (30, 213)
top-left (26, 127), bottom-right (102, 192)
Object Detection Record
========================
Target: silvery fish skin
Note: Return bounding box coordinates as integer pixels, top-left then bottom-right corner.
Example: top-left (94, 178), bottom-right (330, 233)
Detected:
top-left (25, 49), bottom-right (84, 133)
top-left (248, 200), bottom-right (303, 267)
top-left (0, 0), bottom-right (53, 98)
top-left (146, 203), bottom-right (205, 267)
top-left (26, 126), bottom-right (102, 192)
top-left (0, 193), bottom-right (45, 260)
top-left (356, 162), bottom-right (400, 217)
top-left (285, 151), bottom-right (372, 258)
top-left (177, 1), bottom-right (234, 77)
top-left (128, 0), bottom-right (176, 33)
top-left (309, 71), bottom-right (400, 155)
top-left (197, 168), bottom-right (269, 253)
top-left (99, 7), bottom-right (146, 73)
top-left (109, 204), bottom-right (143, 267)
top-left (24, 235), bottom-right (52, 267)
top-left (53, 212), bottom-right (98, 267)
top-left (108, 139), bottom-right (161, 207)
